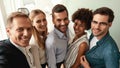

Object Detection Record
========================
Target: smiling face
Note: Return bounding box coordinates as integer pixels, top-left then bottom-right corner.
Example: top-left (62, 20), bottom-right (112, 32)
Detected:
top-left (53, 10), bottom-right (69, 33)
top-left (74, 19), bottom-right (86, 37)
top-left (91, 14), bottom-right (112, 39)
top-left (32, 13), bottom-right (47, 33)
top-left (7, 17), bottom-right (32, 47)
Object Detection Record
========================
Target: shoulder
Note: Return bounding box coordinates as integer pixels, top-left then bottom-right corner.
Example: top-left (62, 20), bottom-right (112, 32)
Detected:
top-left (80, 42), bottom-right (88, 46)
top-left (46, 31), bottom-right (57, 49)
top-left (46, 31), bottom-right (55, 44)
top-left (47, 31), bottom-right (55, 38)
top-left (104, 36), bottom-right (119, 51)
top-left (0, 40), bottom-right (9, 49)
top-left (79, 42), bottom-right (89, 50)
top-left (0, 40), bottom-right (10, 55)
top-left (103, 41), bottom-right (119, 59)
top-left (77, 35), bottom-right (89, 46)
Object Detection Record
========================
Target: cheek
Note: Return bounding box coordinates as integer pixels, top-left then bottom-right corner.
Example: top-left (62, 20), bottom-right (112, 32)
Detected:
top-left (65, 21), bottom-right (69, 25)
top-left (54, 22), bottom-right (59, 26)
top-left (73, 25), bottom-right (75, 29)
top-left (91, 23), bottom-right (94, 28)
top-left (101, 27), bottom-right (108, 31)
top-left (79, 27), bottom-right (85, 31)
top-left (44, 21), bottom-right (47, 25)
top-left (34, 24), bottom-right (40, 28)
top-left (11, 33), bottom-right (19, 41)
top-left (8, 30), bottom-right (15, 36)
top-left (28, 32), bottom-right (32, 37)
top-left (33, 22), bottom-right (38, 27)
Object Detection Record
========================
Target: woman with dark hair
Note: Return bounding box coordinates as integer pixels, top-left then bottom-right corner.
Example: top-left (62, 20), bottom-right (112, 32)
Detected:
top-left (65, 8), bottom-right (92, 68)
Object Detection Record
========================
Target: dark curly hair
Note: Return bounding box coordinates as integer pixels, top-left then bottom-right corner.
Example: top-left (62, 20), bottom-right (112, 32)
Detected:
top-left (72, 8), bottom-right (93, 30)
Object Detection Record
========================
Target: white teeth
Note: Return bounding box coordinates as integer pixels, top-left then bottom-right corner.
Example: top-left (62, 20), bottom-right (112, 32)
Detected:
top-left (93, 29), bottom-right (100, 34)
top-left (75, 30), bottom-right (79, 32)
top-left (22, 38), bottom-right (29, 41)
top-left (94, 30), bottom-right (99, 32)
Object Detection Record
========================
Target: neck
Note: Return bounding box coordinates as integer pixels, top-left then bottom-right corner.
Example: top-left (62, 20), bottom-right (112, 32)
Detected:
top-left (96, 32), bottom-right (108, 40)
top-left (64, 32), bottom-right (67, 37)
top-left (73, 32), bottom-right (86, 42)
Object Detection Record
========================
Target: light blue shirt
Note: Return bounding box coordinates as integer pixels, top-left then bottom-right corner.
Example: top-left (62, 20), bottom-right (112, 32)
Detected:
top-left (46, 28), bottom-right (69, 68)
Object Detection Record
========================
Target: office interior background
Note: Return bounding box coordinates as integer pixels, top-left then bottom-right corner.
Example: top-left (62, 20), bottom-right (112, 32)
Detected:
top-left (0, 0), bottom-right (120, 52)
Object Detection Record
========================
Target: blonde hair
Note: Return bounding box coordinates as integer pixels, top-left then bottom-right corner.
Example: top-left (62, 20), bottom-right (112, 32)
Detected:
top-left (29, 9), bottom-right (45, 22)
top-left (29, 9), bottom-right (47, 49)
top-left (32, 27), bottom-right (45, 49)
top-left (7, 12), bottom-right (31, 28)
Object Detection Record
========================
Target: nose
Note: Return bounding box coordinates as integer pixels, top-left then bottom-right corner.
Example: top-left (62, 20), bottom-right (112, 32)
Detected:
top-left (23, 29), bottom-right (32, 36)
top-left (75, 25), bottom-right (79, 29)
top-left (23, 30), bottom-right (28, 36)
top-left (61, 20), bottom-right (65, 25)
top-left (94, 23), bottom-right (100, 29)
top-left (41, 21), bottom-right (45, 26)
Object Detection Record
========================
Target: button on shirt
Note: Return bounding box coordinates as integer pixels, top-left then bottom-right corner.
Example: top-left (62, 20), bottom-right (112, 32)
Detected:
top-left (46, 28), bottom-right (69, 68)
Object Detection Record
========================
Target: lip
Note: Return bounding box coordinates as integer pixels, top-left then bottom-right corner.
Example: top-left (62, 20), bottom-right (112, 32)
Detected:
top-left (22, 40), bottom-right (29, 43)
top-left (61, 26), bottom-right (67, 29)
top-left (93, 29), bottom-right (100, 33)
top-left (39, 26), bottom-right (46, 29)
top-left (75, 30), bottom-right (79, 33)
top-left (21, 37), bottom-right (30, 41)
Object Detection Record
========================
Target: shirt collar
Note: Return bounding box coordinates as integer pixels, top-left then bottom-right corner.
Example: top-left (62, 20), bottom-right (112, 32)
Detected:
top-left (96, 32), bottom-right (110, 46)
top-left (54, 27), bottom-right (68, 39)
top-left (9, 39), bottom-right (31, 52)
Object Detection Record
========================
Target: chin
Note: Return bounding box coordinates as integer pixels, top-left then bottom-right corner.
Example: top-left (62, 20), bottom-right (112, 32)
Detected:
top-left (61, 29), bottom-right (67, 32)
top-left (93, 34), bottom-right (100, 37)
top-left (22, 44), bottom-right (29, 47)
top-left (61, 30), bottom-right (66, 33)
top-left (21, 43), bottom-right (29, 47)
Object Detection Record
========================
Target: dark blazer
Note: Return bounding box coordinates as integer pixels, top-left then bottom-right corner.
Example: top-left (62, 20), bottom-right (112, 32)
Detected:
top-left (0, 39), bottom-right (30, 68)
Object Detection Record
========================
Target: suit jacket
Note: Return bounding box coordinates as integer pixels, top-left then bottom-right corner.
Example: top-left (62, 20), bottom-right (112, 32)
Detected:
top-left (0, 39), bottom-right (30, 68)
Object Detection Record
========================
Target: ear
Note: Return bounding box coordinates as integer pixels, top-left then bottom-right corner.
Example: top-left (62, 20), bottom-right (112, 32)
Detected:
top-left (68, 20), bottom-right (70, 24)
top-left (52, 18), bottom-right (55, 24)
top-left (6, 27), bottom-right (11, 36)
top-left (109, 22), bottom-right (112, 27)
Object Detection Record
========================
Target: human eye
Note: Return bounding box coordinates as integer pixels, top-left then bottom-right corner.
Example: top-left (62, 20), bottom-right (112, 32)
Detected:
top-left (43, 19), bottom-right (46, 22)
top-left (100, 22), bottom-right (108, 26)
top-left (36, 20), bottom-right (41, 23)
top-left (92, 21), bottom-right (98, 24)
top-left (64, 18), bottom-right (68, 21)
top-left (57, 19), bottom-right (61, 22)
top-left (79, 24), bottom-right (84, 27)
top-left (17, 28), bottom-right (23, 32)
top-left (27, 27), bottom-right (32, 31)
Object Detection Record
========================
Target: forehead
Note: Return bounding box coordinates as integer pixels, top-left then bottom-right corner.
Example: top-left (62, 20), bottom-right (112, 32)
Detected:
top-left (34, 13), bottom-right (46, 19)
top-left (93, 14), bottom-right (109, 22)
top-left (53, 11), bottom-right (68, 19)
top-left (12, 17), bottom-right (32, 27)
top-left (74, 19), bottom-right (85, 25)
